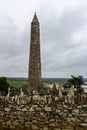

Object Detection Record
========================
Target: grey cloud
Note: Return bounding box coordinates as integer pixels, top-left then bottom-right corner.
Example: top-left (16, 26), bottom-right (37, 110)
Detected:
top-left (40, 7), bottom-right (87, 77)
top-left (0, 5), bottom-right (87, 78)
top-left (0, 16), bottom-right (29, 77)
top-left (0, 17), bottom-right (21, 57)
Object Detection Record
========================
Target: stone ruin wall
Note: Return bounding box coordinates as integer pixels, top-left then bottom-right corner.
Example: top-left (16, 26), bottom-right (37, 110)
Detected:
top-left (0, 95), bottom-right (87, 130)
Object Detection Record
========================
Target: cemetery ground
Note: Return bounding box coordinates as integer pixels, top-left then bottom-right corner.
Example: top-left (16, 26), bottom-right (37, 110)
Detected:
top-left (0, 77), bottom-right (87, 130)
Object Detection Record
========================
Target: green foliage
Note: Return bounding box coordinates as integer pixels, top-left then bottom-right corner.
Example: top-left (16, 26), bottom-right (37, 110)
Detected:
top-left (63, 82), bottom-right (71, 88)
top-left (0, 77), bottom-right (9, 95)
top-left (67, 75), bottom-right (84, 88)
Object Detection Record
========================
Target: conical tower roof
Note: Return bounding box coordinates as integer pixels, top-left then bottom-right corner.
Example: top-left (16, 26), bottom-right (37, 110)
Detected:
top-left (32, 13), bottom-right (39, 23)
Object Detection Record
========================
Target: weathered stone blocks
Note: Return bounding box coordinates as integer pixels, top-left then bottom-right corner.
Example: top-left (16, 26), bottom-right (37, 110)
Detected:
top-left (28, 13), bottom-right (41, 91)
top-left (0, 95), bottom-right (87, 130)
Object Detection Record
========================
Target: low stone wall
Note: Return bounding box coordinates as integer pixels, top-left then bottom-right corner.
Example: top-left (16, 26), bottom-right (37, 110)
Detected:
top-left (0, 95), bottom-right (87, 130)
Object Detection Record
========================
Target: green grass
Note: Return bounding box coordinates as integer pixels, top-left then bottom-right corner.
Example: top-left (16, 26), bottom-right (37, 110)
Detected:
top-left (8, 80), bottom-right (28, 88)
top-left (7, 78), bottom-right (48, 88)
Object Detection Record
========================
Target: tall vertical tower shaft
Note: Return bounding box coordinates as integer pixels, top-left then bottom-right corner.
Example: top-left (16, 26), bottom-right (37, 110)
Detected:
top-left (28, 13), bottom-right (41, 91)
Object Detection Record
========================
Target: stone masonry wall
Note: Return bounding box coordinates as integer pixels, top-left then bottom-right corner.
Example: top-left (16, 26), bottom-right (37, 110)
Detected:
top-left (0, 95), bottom-right (87, 130)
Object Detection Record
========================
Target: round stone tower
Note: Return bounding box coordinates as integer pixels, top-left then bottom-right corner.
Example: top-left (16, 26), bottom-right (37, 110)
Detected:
top-left (28, 13), bottom-right (41, 91)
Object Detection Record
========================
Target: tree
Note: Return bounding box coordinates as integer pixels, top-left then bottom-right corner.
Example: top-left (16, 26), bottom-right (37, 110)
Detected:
top-left (0, 77), bottom-right (9, 95)
top-left (67, 75), bottom-right (84, 88)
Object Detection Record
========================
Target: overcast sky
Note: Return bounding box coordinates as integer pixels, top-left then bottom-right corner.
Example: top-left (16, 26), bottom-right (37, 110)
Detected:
top-left (0, 0), bottom-right (87, 78)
